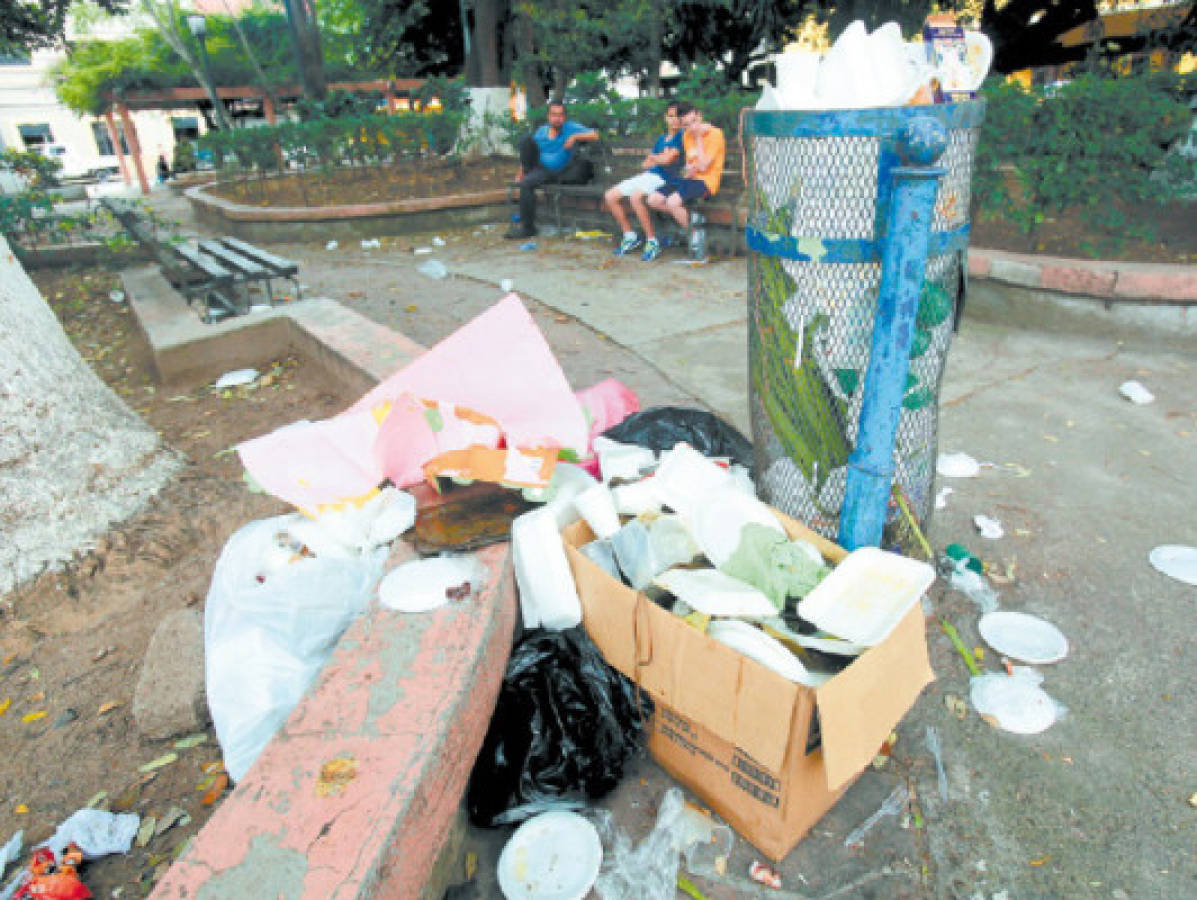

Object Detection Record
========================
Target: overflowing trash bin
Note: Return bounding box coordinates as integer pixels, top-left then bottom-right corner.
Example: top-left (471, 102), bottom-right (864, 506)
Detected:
top-left (743, 102), bottom-right (985, 542)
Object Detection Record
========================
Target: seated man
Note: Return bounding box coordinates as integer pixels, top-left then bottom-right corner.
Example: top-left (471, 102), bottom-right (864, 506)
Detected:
top-left (642, 104), bottom-right (726, 262)
top-left (507, 101), bottom-right (598, 240)
top-left (603, 102), bottom-right (684, 256)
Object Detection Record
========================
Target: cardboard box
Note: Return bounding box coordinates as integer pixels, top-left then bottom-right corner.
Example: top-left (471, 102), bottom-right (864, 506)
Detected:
top-left (562, 512), bottom-right (934, 861)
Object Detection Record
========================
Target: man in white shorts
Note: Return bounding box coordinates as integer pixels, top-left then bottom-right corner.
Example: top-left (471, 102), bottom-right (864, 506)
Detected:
top-left (603, 102), bottom-right (685, 257)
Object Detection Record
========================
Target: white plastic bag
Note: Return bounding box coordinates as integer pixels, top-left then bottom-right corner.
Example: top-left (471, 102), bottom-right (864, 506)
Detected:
top-left (205, 516), bottom-right (385, 782)
top-left (39, 809), bottom-right (140, 860)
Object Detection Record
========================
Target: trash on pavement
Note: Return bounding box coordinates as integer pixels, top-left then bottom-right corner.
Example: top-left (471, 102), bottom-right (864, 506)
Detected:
top-left (576, 380), bottom-right (641, 450)
top-left (748, 860), bottom-right (782, 889)
top-left (240, 295), bottom-right (591, 508)
top-left (512, 507), bottom-right (582, 630)
top-left (8, 844), bottom-right (89, 900)
top-left (977, 611), bottom-right (1068, 665)
top-left (519, 240), bottom-right (537, 251)
top-left (610, 481), bottom-right (662, 517)
top-left (38, 809), bottom-right (139, 861)
top-left (563, 504), bottom-right (934, 860)
top-left (925, 725), bottom-right (949, 801)
top-left (325, 240), bottom-right (338, 250)
top-left (935, 486), bottom-right (954, 509)
top-left (496, 810), bottom-right (602, 900)
top-left (609, 516), bottom-right (701, 591)
top-left (592, 436), bottom-right (656, 484)
top-left (936, 451), bottom-right (980, 478)
top-left (973, 514), bottom-right (1004, 540)
top-left (654, 568), bottom-right (778, 620)
top-left (212, 368), bottom-right (258, 389)
top-left (432, 236), bottom-right (446, 246)
top-left (108, 290), bottom-right (125, 304)
top-left (1118, 380), bottom-right (1155, 405)
top-left (499, 278), bottom-right (515, 292)
top-left (1, 832), bottom-right (21, 883)
top-left (413, 246), bottom-right (433, 254)
top-left (1148, 544), bottom-right (1197, 586)
top-left (691, 490), bottom-right (785, 570)
top-left (377, 555), bottom-right (485, 612)
top-left (573, 483), bottom-right (622, 540)
top-left (412, 481), bottom-right (533, 553)
top-left (939, 616), bottom-right (982, 677)
top-left (360, 238), bottom-right (381, 249)
top-left (798, 547), bottom-right (936, 645)
top-left (970, 669), bottom-right (1065, 734)
top-left (650, 443), bottom-right (739, 523)
top-left (720, 522), bottom-right (828, 609)
top-left (417, 259), bottom-right (448, 279)
top-left (843, 782), bottom-right (909, 848)
top-left (602, 407), bottom-right (753, 470)
top-left (466, 628), bottom-right (650, 827)
top-left (205, 515), bottom-right (387, 781)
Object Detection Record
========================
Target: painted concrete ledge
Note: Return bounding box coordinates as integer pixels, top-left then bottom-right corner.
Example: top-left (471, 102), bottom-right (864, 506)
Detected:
top-left (186, 182), bottom-right (510, 244)
top-left (120, 272), bottom-right (518, 899)
top-left (969, 246), bottom-right (1196, 303)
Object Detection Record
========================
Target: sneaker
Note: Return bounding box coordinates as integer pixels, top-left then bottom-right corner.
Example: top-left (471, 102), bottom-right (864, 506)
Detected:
top-left (615, 233), bottom-right (642, 256)
top-left (640, 238), bottom-right (661, 262)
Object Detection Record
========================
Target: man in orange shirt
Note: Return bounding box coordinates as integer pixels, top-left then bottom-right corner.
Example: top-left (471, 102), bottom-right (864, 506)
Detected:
top-left (642, 104), bottom-right (725, 262)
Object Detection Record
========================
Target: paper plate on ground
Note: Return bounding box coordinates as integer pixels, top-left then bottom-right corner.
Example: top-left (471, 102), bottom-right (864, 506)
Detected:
top-left (377, 556), bottom-right (482, 613)
top-left (1148, 545), bottom-right (1197, 586)
top-left (497, 810), bottom-right (602, 900)
top-left (970, 673), bottom-right (1059, 735)
top-left (978, 611), bottom-right (1068, 664)
top-left (797, 547), bottom-right (936, 646)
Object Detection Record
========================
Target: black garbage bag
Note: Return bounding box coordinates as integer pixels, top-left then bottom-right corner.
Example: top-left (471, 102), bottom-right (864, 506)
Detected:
top-left (602, 406), bottom-right (753, 469)
top-left (466, 626), bottom-right (652, 827)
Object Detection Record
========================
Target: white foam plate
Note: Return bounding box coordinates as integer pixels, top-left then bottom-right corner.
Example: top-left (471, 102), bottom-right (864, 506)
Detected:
top-left (797, 547), bottom-right (936, 646)
top-left (377, 556), bottom-right (481, 613)
top-left (708, 619), bottom-right (829, 686)
top-left (1149, 545), bottom-right (1197, 586)
top-left (978, 611), bottom-right (1068, 664)
top-left (497, 810), bottom-right (601, 900)
top-left (690, 488), bottom-right (784, 568)
top-left (970, 674), bottom-right (1058, 735)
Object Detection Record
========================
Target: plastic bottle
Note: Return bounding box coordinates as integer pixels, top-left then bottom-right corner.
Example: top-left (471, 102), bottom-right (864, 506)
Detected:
top-left (688, 212), bottom-right (707, 259)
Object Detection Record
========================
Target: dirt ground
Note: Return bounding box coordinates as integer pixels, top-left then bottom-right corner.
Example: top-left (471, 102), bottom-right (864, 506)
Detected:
top-left (206, 156), bottom-right (511, 208)
top-left (0, 267), bottom-right (349, 897)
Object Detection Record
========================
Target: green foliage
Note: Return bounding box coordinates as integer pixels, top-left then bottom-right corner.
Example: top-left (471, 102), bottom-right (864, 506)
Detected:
top-left (974, 72), bottom-right (1194, 248)
top-left (1, 0), bottom-right (125, 54)
top-left (0, 149), bottom-right (125, 250)
top-left (172, 140), bottom-right (197, 173)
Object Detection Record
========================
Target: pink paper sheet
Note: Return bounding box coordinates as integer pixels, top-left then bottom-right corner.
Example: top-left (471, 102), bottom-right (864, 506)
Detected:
top-left (239, 294), bottom-right (588, 509)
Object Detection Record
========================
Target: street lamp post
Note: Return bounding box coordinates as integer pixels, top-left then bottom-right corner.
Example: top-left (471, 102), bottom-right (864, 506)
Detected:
top-left (186, 15), bottom-right (221, 126)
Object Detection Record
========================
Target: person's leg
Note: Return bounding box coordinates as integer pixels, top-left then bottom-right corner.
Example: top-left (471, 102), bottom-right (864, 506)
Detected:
top-left (518, 134), bottom-right (539, 172)
top-left (604, 186), bottom-right (633, 234)
top-left (663, 192), bottom-right (689, 229)
top-left (506, 136), bottom-right (543, 237)
top-left (629, 190), bottom-right (655, 240)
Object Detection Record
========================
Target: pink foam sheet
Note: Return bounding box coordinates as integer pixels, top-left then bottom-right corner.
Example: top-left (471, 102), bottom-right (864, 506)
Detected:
top-left (237, 410), bottom-right (383, 511)
top-left (351, 294), bottom-right (589, 453)
top-left (374, 397), bottom-right (504, 488)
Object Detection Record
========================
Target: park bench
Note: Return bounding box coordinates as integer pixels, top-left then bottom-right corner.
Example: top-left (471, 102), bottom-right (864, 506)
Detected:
top-left (509, 136), bottom-right (747, 257)
top-left (102, 198), bottom-right (301, 324)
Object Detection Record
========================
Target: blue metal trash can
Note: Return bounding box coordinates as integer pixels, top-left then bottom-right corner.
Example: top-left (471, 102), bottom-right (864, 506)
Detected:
top-left (744, 101), bottom-right (985, 543)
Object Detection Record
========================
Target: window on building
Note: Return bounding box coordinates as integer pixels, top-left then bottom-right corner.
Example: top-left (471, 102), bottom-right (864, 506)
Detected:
top-left (18, 124), bottom-right (53, 148)
top-left (171, 117), bottom-right (200, 141)
top-left (0, 53), bottom-right (31, 66)
top-left (91, 121), bottom-right (128, 156)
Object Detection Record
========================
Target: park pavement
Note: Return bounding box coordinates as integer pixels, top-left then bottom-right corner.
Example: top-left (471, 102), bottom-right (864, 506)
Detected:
top-left (146, 189), bottom-right (1196, 899)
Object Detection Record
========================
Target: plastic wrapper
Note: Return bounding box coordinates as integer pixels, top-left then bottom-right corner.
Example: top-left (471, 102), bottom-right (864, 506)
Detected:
top-left (466, 628), bottom-right (652, 827)
top-left (601, 407), bottom-right (752, 469)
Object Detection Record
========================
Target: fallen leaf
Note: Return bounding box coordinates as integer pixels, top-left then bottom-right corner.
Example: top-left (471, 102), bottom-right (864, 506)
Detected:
top-left (1042, 435), bottom-right (1059, 443)
top-left (138, 752), bottom-right (179, 774)
top-left (154, 807), bottom-right (190, 838)
top-left (195, 774), bottom-right (218, 793)
top-left (405, 304), bottom-right (418, 312)
top-left (98, 701), bottom-right (122, 716)
top-left (944, 694), bottom-right (968, 719)
top-left (86, 791), bottom-right (108, 808)
top-left (202, 761), bottom-right (225, 775)
top-left (22, 710), bottom-right (47, 723)
top-left (316, 755), bottom-right (358, 797)
top-left (15, 804), bottom-right (28, 815)
top-left (173, 733), bottom-right (208, 750)
top-left (201, 774), bottom-right (229, 806)
top-left (1029, 856), bottom-right (1050, 867)
top-left (0, 698), bottom-right (10, 716)
top-left (465, 851), bottom-right (478, 881)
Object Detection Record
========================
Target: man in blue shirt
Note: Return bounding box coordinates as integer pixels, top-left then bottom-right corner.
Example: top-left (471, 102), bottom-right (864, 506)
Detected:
top-left (603, 102), bottom-right (684, 257)
top-left (507, 101), bottom-right (598, 240)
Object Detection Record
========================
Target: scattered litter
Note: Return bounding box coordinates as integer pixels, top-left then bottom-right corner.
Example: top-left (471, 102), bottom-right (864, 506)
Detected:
top-left (747, 860), bottom-right (782, 889)
top-left (973, 514), bottom-right (1004, 540)
top-left (153, 807), bottom-right (189, 839)
top-left (135, 817), bottom-right (155, 847)
top-left (432, 236), bottom-right (446, 246)
top-left (939, 617), bottom-right (982, 677)
top-left (0, 831), bottom-right (20, 883)
top-left (978, 611), bottom-right (1068, 664)
top-left (417, 260), bottom-right (448, 279)
top-left (512, 506), bottom-right (582, 629)
top-left (500, 278), bottom-right (514, 292)
top-left (519, 240), bottom-right (537, 251)
top-left (53, 709), bottom-right (78, 728)
top-left (138, 752), bottom-right (178, 774)
top-left (970, 669), bottom-right (1065, 734)
top-left (39, 808), bottom-right (140, 859)
top-left (497, 810), bottom-right (602, 900)
top-left (925, 726), bottom-right (948, 801)
top-left (325, 240), bottom-right (338, 250)
top-left (947, 564), bottom-right (999, 613)
top-left (109, 290), bottom-right (125, 304)
top-left (377, 555), bottom-right (485, 613)
top-left (413, 246), bottom-right (433, 254)
top-left (173, 733), bottom-right (208, 750)
top-left (1148, 545), bottom-right (1197, 586)
top-left (937, 451), bottom-right (980, 478)
top-left (708, 619), bottom-right (830, 686)
top-left (573, 483), bottom-right (621, 540)
top-left (934, 486), bottom-right (954, 509)
top-left (20, 711), bottom-right (46, 724)
top-left (573, 230), bottom-right (609, 240)
top-left (212, 368), bottom-right (258, 389)
top-left (84, 792), bottom-right (107, 810)
top-left (316, 755), bottom-right (358, 797)
top-left (360, 238), bottom-right (381, 249)
top-left (1119, 380), bottom-right (1155, 405)
top-left (250, 304), bottom-right (272, 314)
top-left (944, 693), bottom-right (968, 719)
top-left (844, 782), bottom-right (909, 848)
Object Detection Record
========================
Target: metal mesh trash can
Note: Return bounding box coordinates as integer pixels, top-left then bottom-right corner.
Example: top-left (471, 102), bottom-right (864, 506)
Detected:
top-left (745, 102), bottom-right (984, 540)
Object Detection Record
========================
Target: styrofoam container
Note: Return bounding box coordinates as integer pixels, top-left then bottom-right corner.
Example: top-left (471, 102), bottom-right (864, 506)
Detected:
top-left (497, 810), bottom-right (601, 900)
top-left (797, 547), bottom-right (936, 645)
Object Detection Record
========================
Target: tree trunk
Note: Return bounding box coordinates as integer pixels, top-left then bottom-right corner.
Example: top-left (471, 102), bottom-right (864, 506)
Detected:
top-left (0, 238), bottom-right (178, 595)
top-left (516, 12), bottom-right (546, 110)
top-left (283, 0), bottom-right (328, 102)
top-left (647, 0), bottom-right (662, 97)
top-left (473, 0), bottom-right (503, 86)
top-left (138, 0), bottom-right (235, 132)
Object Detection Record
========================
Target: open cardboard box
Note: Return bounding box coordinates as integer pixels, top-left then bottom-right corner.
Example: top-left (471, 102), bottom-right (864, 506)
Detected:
top-left (562, 510), bottom-right (935, 861)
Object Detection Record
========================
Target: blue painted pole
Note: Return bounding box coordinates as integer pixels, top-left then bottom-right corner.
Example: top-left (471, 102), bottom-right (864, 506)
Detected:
top-left (838, 117), bottom-right (948, 550)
